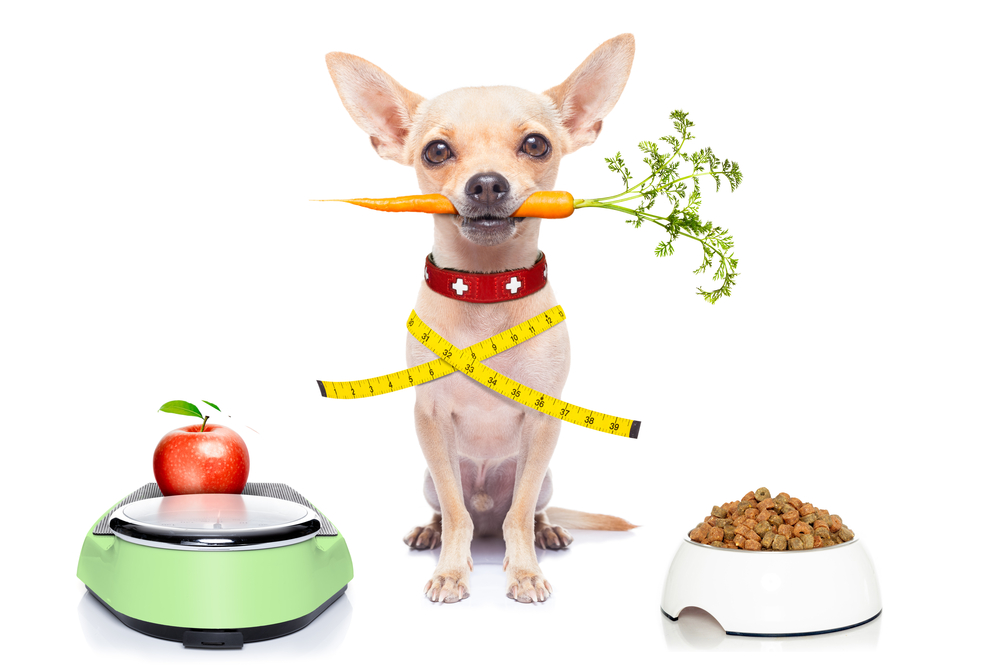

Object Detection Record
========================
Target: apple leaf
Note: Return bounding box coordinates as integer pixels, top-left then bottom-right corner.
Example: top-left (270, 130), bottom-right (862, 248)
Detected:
top-left (202, 400), bottom-right (222, 412)
top-left (159, 400), bottom-right (203, 419)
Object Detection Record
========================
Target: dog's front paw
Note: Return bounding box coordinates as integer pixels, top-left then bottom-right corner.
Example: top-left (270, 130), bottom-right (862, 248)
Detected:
top-left (503, 560), bottom-right (552, 603)
top-left (535, 523), bottom-right (573, 550)
top-left (424, 562), bottom-right (472, 603)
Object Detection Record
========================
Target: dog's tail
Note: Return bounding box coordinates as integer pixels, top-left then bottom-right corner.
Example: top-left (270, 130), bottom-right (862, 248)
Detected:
top-left (544, 507), bottom-right (638, 531)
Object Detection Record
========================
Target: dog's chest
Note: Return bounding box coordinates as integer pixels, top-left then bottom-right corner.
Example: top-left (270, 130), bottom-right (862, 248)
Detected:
top-left (405, 299), bottom-right (569, 456)
top-left (407, 310), bottom-right (568, 394)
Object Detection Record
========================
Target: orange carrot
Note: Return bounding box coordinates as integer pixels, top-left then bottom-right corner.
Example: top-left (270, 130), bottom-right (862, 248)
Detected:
top-left (314, 191), bottom-right (576, 218)
top-left (317, 193), bottom-right (458, 214)
top-left (511, 191), bottom-right (575, 218)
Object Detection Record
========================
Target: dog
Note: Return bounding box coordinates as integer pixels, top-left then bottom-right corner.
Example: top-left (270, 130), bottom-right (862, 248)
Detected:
top-left (325, 34), bottom-right (636, 603)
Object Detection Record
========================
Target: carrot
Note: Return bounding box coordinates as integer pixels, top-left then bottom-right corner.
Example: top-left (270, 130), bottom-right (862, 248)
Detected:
top-left (315, 111), bottom-right (743, 303)
top-left (511, 191), bottom-right (575, 218)
top-left (319, 193), bottom-right (459, 215)
top-left (314, 191), bottom-right (577, 218)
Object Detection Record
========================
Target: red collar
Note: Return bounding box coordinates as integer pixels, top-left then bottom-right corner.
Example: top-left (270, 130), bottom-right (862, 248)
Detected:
top-left (424, 253), bottom-right (548, 303)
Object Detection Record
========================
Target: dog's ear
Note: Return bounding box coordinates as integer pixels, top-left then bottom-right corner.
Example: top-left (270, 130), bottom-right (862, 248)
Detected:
top-left (543, 34), bottom-right (635, 154)
top-left (325, 52), bottom-right (424, 165)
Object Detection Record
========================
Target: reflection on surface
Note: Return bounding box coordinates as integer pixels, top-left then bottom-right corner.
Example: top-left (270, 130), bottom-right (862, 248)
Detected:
top-left (406, 535), bottom-right (581, 567)
top-left (78, 587), bottom-right (353, 656)
top-left (661, 606), bottom-right (880, 651)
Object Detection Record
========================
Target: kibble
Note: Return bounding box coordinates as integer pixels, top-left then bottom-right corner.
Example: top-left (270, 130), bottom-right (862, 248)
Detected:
top-left (792, 522), bottom-right (813, 538)
top-left (687, 487), bottom-right (855, 551)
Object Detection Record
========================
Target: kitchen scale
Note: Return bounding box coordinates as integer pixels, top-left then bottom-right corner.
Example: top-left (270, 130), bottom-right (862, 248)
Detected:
top-left (661, 537), bottom-right (881, 637)
top-left (77, 483), bottom-right (353, 649)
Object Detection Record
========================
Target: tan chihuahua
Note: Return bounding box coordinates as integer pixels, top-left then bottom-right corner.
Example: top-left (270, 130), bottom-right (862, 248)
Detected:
top-left (326, 34), bottom-right (636, 603)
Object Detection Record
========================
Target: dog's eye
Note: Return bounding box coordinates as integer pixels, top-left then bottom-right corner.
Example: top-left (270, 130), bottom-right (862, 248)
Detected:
top-left (521, 134), bottom-right (549, 158)
top-left (423, 141), bottom-right (452, 165)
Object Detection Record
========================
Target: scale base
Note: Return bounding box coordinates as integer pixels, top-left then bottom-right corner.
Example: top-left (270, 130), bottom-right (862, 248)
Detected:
top-left (88, 584), bottom-right (347, 649)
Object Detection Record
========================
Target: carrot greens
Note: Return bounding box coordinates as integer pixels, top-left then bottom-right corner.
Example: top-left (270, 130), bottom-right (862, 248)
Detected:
top-left (575, 110), bottom-right (742, 303)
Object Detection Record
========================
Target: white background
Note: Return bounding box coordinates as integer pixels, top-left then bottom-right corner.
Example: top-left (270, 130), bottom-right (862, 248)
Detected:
top-left (2, 1), bottom-right (997, 661)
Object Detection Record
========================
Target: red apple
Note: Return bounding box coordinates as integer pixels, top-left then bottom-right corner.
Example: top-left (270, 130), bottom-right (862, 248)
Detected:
top-left (153, 423), bottom-right (250, 495)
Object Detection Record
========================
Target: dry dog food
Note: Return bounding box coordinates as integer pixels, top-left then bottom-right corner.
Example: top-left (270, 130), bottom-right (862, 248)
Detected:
top-left (688, 487), bottom-right (854, 550)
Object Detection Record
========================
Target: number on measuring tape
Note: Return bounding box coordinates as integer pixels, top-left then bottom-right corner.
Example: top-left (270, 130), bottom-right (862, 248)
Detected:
top-left (316, 304), bottom-right (640, 439)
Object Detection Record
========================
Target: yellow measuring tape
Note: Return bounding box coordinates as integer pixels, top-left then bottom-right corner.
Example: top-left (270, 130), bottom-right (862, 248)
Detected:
top-left (317, 305), bottom-right (640, 439)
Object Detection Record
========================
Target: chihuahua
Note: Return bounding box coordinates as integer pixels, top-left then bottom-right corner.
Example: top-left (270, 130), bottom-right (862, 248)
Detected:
top-left (325, 34), bottom-right (635, 603)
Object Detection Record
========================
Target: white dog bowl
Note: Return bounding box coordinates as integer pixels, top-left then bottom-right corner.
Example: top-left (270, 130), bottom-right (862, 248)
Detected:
top-left (661, 537), bottom-right (881, 637)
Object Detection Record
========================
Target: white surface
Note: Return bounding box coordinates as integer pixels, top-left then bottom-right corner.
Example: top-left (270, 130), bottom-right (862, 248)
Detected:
top-left (661, 538), bottom-right (881, 635)
top-left (2, 1), bottom-right (997, 661)
top-left (117, 494), bottom-right (311, 531)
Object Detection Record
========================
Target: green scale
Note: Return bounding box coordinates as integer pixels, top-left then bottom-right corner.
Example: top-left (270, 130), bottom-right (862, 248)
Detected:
top-left (77, 483), bottom-right (353, 649)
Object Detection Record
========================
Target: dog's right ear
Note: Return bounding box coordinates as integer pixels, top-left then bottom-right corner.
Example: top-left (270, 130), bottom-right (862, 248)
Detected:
top-left (325, 52), bottom-right (424, 165)
top-left (543, 34), bottom-right (635, 154)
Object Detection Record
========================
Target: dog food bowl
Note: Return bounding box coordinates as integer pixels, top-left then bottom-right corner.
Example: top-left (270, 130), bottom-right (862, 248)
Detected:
top-left (661, 537), bottom-right (881, 637)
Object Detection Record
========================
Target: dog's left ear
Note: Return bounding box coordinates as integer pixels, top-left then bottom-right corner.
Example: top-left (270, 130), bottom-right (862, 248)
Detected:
top-left (325, 52), bottom-right (424, 165)
top-left (544, 34), bottom-right (635, 154)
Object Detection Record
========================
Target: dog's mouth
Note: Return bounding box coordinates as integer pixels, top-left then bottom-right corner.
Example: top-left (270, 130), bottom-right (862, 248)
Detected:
top-left (461, 214), bottom-right (523, 229)
top-left (458, 214), bottom-right (523, 246)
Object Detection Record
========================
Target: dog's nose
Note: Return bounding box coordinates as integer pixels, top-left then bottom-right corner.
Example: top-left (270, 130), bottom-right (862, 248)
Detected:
top-left (465, 172), bottom-right (509, 205)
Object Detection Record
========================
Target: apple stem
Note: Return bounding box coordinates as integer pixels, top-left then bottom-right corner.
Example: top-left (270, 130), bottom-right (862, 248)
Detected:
top-left (201, 415), bottom-right (209, 432)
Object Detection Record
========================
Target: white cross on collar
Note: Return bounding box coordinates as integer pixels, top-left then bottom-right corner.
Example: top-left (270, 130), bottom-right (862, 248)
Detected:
top-left (452, 278), bottom-right (469, 296)
top-left (505, 276), bottom-right (522, 294)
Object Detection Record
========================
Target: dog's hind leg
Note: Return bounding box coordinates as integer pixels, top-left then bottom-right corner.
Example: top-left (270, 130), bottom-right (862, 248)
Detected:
top-left (403, 516), bottom-right (442, 550)
top-left (534, 512), bottom-right (574, 550)
top-left (403, 470), bottom-right (443, 550)
top-left (530, 469), bottom-right (574, 550)
top-left (535, 469), bottom-right (573, 550)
